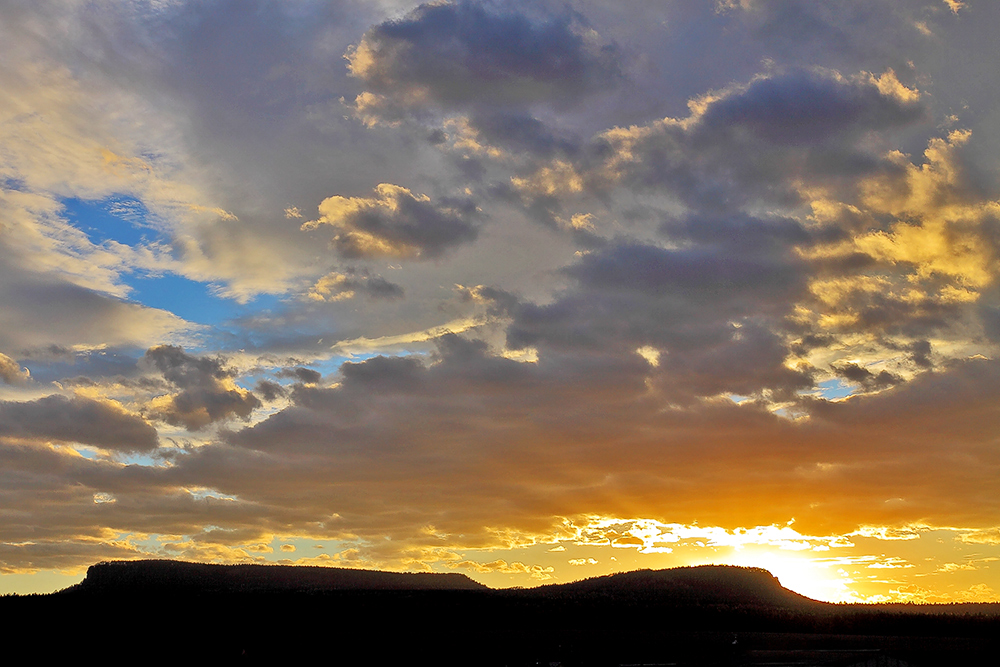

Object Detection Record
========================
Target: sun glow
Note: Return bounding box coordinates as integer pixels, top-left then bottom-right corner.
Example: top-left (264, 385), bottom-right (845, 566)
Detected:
top-left (704, 550), bottom-right (860, 602)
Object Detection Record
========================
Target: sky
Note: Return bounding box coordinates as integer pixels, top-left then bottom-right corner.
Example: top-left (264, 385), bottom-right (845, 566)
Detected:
top-left (2, 0), bottom-right (1000, 603)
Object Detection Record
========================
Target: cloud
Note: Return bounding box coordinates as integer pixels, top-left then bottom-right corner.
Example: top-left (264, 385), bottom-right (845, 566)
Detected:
top-left (0, 270), bottom-right (191, 355)
top-left (0, 208), bottom-right (193, 352)
top-left (306, 268), bottom-right (404, 302)
top-left (696, 68), bottom-right (922, 146)
top-left (329, 315), bottom-right (486, 357)
top-left (254, 380), bottom-right (287, 403)
top-left (143, 346), bottom-right (261, 431)
top-left (715, 0), bottom-right (959, 68)
top-left (833, 362), bottom-right (902, 390)
top-left (275, 367), bottom-right (322, 385)
top-left (514, 66), bottom-right (926, 210)
top-left (0, 394), bottom-right (158, 453)
top-left (347, 0), bottom-right (623, 121)
top-left (0, 353), bottom-right (29, 385)
top-left (4, 338), bottom-right (1000, 581)
top-left (345, 0), bottom-right (628, 164)
top-left (166, 334), bottom-right (999, 563)
top-left (449, 559), bottom-right (554, 579)
top-left (0, 0), bottom-right (390, 305)
top-left (302, 184), bottom-right (480, 260)
top-left (503, 234), bottom-right (813, 400)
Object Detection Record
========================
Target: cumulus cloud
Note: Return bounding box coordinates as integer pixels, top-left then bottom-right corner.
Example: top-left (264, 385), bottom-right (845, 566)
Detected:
top-left (306, 268), bottom-right (404, 302)
top-left (514, 66), bottom-right (926, 209)
top-left (0, 394), bottom-right (158, 453)
top-left (275, 367), bottom-right (322, 385)
top-left (347, 0), bottom-right (623, 120)
top-left (833, 362), bottom-right (902, 391)
top-left (302, 184), bottom-right (480, 259)
top-left (696, 68), bottom-right (922, 145)
top-left (254, 380), bottom-right (287, 403)
top-left (0, 353), bottom-right (29, 385)
top-left (501, 233), bottom-right (814, 401)
top-left (143, 346), bottom-right (261, 431)
top-left (345, 0), bottom-right (626, 164)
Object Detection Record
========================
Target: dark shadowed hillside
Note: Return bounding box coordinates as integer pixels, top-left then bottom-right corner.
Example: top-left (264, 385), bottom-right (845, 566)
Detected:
top-left (6, 561), bottom-right (999, 665)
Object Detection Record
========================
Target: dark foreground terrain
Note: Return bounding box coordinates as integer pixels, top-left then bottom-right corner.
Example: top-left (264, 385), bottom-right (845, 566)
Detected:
top-left (6, 560), bottom-right (999, 665)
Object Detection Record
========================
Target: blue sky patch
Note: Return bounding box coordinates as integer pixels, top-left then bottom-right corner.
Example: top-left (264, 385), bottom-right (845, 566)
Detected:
top-left (62, 195), bottom-right (158, 247)
top-left (815, 378), bottom-right (855, 401)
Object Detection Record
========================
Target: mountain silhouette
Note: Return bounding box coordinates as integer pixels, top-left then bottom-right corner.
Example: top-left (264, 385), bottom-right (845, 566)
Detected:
top-left (70, 558), bottom-right (486, 594)
top-left (7, 560), bottom-right (999, 665)
top-left (523, 565), bottom-right (822, 609)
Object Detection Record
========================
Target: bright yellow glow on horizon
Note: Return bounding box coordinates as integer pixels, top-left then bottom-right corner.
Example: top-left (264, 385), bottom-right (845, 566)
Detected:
top-left (703, 550), bottom-right (860, 603)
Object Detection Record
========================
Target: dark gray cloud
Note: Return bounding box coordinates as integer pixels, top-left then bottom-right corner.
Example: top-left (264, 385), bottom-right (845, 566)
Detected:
top-left (833, 288), bottom-right (965, 337)
top-left (511, 66), bottom-right (927, 213)
top-left (255, 380), bottom-right (286, 403)
top-left (508, 238), bottom-right (806, 357)
top-left (719, 0), bottom-right (948, 74)
top-left (303, 184), bottom-right (480, 260)
top-left (907, 339), bottom-right (934, 368)
top-left (564, 241), bottom-right (804, 301)
top-left (696, 67), bottom-right (925, 146)
top-left (659, 212), bottom-right (821, 252)
top-left (834, 362), bottom-right (902, 390)
top-left (0, 394), bottom-right (158, 453)
top-left (275, 367), bottom-right (322, 385)
top-left (347, 0), bottom-right (624, 159)
top-left (306, 267), bottom-right (405, 302)
top-left (349, 0), bottom-right (623, 113)
top-left (338, 354), bottom-right (426, 392)
top-left (144, 346), bottom-right (261, 431)
top-left (471, 111), bottom-right (582, 158)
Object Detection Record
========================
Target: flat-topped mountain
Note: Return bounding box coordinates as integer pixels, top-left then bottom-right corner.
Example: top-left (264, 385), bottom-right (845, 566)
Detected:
top-left (70, 558), bottom-right (486, 595)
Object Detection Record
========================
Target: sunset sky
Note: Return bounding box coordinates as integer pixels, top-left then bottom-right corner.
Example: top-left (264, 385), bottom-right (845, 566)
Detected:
top-left (3, 0), bottom-right (1000, 603)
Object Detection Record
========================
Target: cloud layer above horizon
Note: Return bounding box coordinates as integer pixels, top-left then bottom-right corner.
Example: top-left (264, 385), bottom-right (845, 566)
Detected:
top-left (3, 0), bottom-right (1000, 601)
